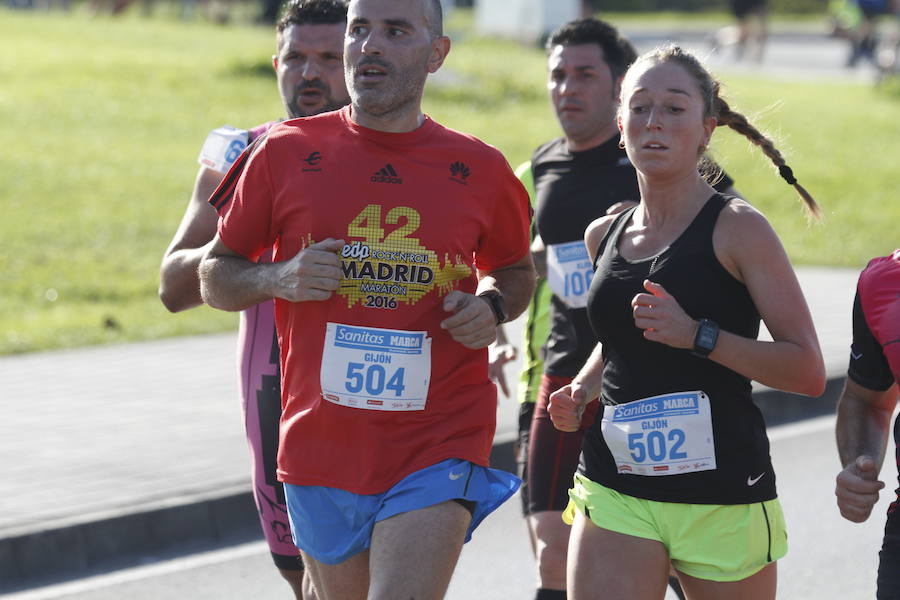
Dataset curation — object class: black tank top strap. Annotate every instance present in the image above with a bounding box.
[665,193,733,259]
[696,192,732,230]
[591,206,638,269]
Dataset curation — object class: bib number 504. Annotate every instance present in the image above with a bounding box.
[627,429,687,463]
[345,362,406,397]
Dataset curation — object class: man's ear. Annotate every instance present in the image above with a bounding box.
[613,75,624,100]
[428,36,451,74]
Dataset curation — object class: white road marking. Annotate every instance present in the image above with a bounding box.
[768,414,836,442]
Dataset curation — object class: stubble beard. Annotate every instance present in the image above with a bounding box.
[285,80,349,119]
[287,94,345,119]
[348,57,429,120]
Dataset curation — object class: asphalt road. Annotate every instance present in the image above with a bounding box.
[7,414,896,600]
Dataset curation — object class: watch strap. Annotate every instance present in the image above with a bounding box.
[478,290,507,325]
[692,318,720,358]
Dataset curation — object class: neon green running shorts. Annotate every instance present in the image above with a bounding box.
[563,473,787,582]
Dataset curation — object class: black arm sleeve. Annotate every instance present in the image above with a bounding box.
[848,291,895,391]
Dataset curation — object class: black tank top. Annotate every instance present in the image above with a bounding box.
[532,136,734,378]
[583,194,776,504]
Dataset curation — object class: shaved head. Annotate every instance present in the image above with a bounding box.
[424,0,442,39]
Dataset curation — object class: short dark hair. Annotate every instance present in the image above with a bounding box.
[277,0,348,32]
[546,18,637,80]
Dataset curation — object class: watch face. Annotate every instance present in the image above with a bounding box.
[698,328,716,348]
[694,319,719,355]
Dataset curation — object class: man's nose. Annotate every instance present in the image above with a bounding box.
[361,30,383,56]
[301,60,321,80]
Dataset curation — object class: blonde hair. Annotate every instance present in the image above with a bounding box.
[623,45,820,218]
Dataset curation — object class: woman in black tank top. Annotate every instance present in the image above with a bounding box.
[546,46,825,600]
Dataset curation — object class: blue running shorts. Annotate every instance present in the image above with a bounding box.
[284,458,520,564]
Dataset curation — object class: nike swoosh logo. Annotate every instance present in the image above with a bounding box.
[747,472,765,486]
[851,351,863,360]
[449,471,465,481]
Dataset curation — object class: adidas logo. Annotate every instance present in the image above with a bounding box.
[371,164,403,184]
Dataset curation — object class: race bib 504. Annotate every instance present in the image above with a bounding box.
[320,323,432,411]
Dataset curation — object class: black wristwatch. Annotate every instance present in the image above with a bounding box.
[478,290,507,325]
[692,318,720,358]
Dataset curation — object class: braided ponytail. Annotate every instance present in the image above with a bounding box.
[713,95,820,218]
[625,45,820,219]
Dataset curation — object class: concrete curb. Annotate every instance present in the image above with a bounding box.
[0,488,260,594]
[0,375,845,594]
[754,375,844,428]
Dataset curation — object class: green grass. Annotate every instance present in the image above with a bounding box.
[2,8,898,354]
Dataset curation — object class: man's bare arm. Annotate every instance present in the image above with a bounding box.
[199,235,345,311]
[158,167,225,312]
[440,253,536,349]
[837,378,897,471]
[479,252,538,322]
[835,378,898,522]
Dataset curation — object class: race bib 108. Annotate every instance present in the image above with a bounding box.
[320,323,432,411]
[546,241,593,309]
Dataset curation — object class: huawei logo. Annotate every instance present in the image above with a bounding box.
[449,161,470,185]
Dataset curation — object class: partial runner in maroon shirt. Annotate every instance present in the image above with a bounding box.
[835,249,900,599]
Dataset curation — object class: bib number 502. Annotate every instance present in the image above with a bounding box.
[627,429,687,463]
[345,362,406,397]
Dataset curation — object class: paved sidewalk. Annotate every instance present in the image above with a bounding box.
[0,267,861,592]
[619,21,887,84]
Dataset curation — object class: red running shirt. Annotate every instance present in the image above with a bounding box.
[853,250,900,386]
[850,250,900,513]
[215,106,531,494]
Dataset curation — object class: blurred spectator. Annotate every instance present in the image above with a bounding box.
[711,0,768,62]
[8,0,70,9]
[89,0,152,16]
[832,0,898,67]
[89,0,230,21]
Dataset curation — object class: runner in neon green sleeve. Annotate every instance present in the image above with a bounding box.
[514,160,552,407]
[488,160,552,547]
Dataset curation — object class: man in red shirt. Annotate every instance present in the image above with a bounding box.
[200,0,535,597]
